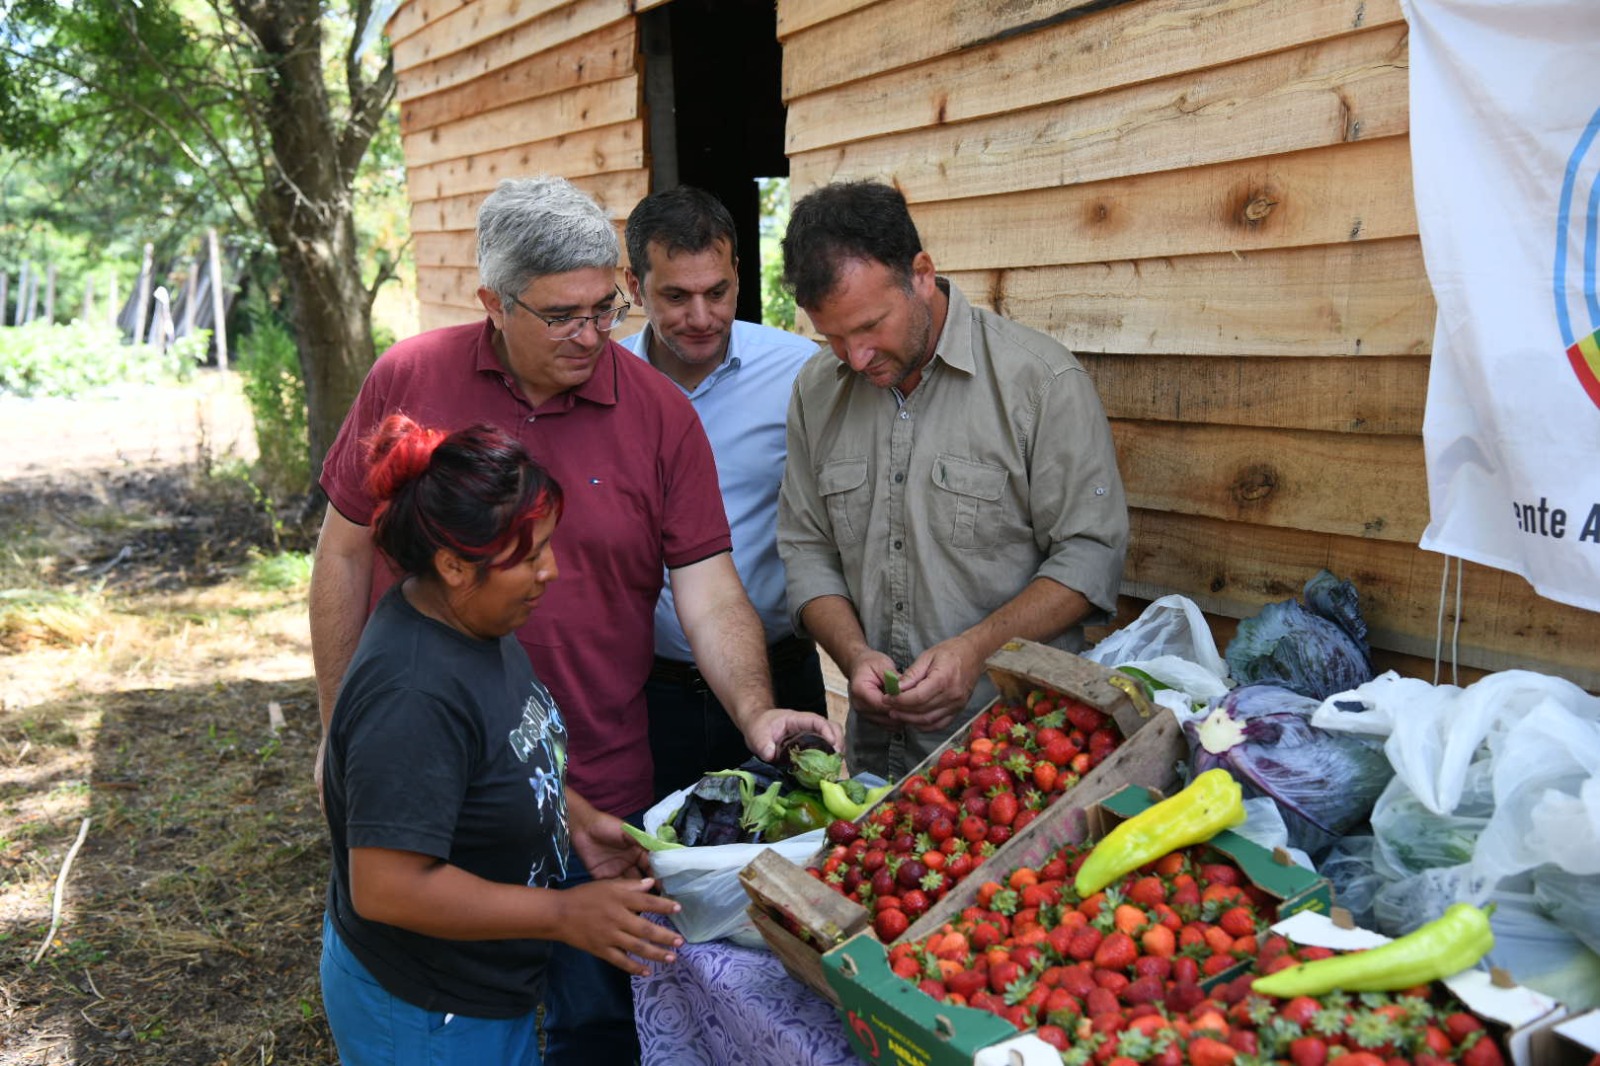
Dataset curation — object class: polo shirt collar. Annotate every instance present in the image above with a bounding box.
[471,315,620,409]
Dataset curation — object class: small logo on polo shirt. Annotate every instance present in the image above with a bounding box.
[588,477,603,486]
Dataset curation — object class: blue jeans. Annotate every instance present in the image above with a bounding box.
[646,640,828,800]
[542,847,640,1065]
[321,914,541,1066]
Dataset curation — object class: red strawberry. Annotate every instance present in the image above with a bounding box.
[946,968,987,1000]
[1066,926,1103,961]
[988,792,1019,826]
[1289,1037,1328,1066]
[873,908,908,940]
[1280,995,1322,1028]
[899,888,929,918]
[1444,1013,1486,1043]
[1093,932,1138,970]
[989,959,1022,994]
[1218,906,1255,938]
[1085,986,1120,1018]
[1187,1036,1237,1066]
[1065,703,1106,733]
[987,823,1013,847]
[1459,1035,1505,1066]
[960,814,988,843]
[1164,982,1206,1014]
[1121,975,1163,1005]
[825,820,860,845]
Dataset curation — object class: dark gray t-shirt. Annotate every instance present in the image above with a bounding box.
[324,585,569,1018]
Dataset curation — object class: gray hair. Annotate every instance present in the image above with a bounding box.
[476,177,618,302]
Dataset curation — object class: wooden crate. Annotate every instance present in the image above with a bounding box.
[740,640,1185,1000]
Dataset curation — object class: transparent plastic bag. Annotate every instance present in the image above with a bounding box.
[1083,594,1230,702]
[1318,834,1383,932]
[1532,864,1600,957]
[1471,701,1600,886]
[643,786,823,945]
[1482,890,1600,1012]
[1370,762,1494,881]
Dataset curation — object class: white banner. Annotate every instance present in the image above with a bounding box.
[1408,0,1600,612]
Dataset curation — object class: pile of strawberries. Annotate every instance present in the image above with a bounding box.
[882,841,1508,1066]
[809,688,1125,941]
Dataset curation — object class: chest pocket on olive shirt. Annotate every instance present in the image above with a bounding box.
[931,455,1009,548]
[818,457,870,547]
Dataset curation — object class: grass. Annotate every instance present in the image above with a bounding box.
[0,457,330,1065]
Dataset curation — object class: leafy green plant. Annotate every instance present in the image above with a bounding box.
[757,177,796,332]
[245,550,312,591]
[235,309,309,498]
[0,321,200,397]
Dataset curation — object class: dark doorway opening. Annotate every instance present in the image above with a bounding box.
[639,0,788,325]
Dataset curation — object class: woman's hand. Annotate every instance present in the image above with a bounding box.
[567,791,650,881]
[557,878,684,975]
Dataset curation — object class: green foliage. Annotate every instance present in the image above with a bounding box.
[235,310,309,498]
[0,321,202,397]
[757,177,796,331]
[244,550,313,592]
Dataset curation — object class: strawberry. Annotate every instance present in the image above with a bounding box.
[1085,986,1120,1018]
[1121,974,1164,1005]
[1033,761,1059,792]
[959,814,988,843]
[1459,1034,1505,1066]
[946,967,987,1000]
[1165,982,1206,1014]
[1218,906,1255,939]
[987,823,1013,847]
[1187,1036,1237,1066]
[1066,926,1104,961]
[1289,1037,1328,1066]
[1337,1055,1386,1066]
[1127,875,1167,907]
[899,888,929,918]
[1171,956,1200,985]
[1141,924,1176,959]
[873,907,908,941]
[1036,1025,1070,1050]
[988,791,1019,826]
[1065,703,1106,733]
[989,959,1023,995]
[1444,1013,1486,1043]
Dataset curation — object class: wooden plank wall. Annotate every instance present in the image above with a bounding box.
[778,0,1600,689]
[389,0,648,333]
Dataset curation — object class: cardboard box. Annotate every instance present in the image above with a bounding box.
[822,784,1332,1066]
[741,641,1183,1000]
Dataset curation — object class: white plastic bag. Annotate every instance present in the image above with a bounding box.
[642,787,823,946]
[1082,594,1230,701]
[1471,701,1600,886]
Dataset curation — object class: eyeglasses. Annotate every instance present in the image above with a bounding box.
[509,286,630,340]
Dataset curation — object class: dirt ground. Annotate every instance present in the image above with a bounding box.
[0,373,334,1065]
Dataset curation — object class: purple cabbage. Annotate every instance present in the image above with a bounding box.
[1226,570,1374,700]
[1184,683,1393,858]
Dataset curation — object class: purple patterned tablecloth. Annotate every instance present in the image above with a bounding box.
[632,931,860,1066]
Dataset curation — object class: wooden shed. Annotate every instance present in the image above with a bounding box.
[388,0,1599,690]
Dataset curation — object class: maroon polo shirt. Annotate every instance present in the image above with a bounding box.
[321,318,731,817]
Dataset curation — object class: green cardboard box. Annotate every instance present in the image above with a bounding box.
[822,783,1333,1066]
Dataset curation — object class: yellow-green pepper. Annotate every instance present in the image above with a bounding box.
[1251,903,1495,997]
[819,778,892,821]
[1074,768,1246,897]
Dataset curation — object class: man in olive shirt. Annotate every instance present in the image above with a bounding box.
[776,181,1129,778]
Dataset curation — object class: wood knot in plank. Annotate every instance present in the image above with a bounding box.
[1241,194,1278,224]
[1231,464,1279,504]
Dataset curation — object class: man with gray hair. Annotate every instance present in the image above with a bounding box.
[311,176,839,1063]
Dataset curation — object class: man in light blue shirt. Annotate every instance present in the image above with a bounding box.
[621,185,829,799]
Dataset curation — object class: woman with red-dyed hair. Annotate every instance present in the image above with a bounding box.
[318,414,682,1066]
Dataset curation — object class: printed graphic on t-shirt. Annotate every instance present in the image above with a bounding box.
[508,676,569,886]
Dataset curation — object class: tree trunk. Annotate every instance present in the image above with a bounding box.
[236,0,384,494]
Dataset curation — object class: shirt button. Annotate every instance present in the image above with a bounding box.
[898,410,909,420]
[893,472,904,484]
[895,601,905,611]
[893,539,903,550]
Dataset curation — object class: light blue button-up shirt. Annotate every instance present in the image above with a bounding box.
[621,318,821,661]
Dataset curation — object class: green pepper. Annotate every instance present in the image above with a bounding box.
[883,668,901,696]
[771,790,830,840]
[623,822,685,851]
[1074,768,1246,897]
[820,778,893,821]
[1251,903,1496,997]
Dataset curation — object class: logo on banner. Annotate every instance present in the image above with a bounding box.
[1555,104,1600,410]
